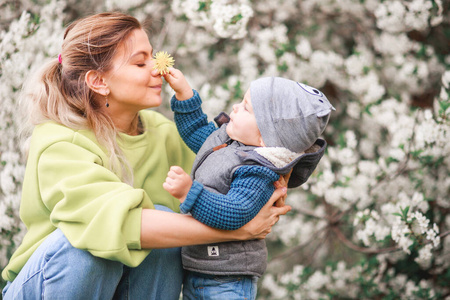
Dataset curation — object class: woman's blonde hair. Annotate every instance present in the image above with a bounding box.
[21,12,143,184]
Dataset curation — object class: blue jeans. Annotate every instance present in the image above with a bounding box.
[2,205,183,300]
[182,271,258,300]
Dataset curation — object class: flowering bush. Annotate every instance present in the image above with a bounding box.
[1,0,449,298]
[0,0,65,280]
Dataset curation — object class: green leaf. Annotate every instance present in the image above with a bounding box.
[230,14,243,24]
[277,62,288,72]
[402,206,410,219]
[438,100,450,113]
[198,1,211,11]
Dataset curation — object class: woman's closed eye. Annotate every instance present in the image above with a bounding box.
[136,58,153,67]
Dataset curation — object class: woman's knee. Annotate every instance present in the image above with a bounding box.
[3,229,124,299]
[44,230,123,281]
[42,230,123,298]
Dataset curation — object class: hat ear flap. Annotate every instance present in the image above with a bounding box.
[288,139,326,188]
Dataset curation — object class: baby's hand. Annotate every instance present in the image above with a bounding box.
[156,67,193,101]
[163,166,192,203]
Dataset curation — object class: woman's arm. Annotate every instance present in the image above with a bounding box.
[181,166,279,230]
[164,165,281,230]
[140,186,290,249]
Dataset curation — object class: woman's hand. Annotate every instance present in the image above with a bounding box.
[273,169,292,207]
[154,67,193,100]
[237,186,291,240]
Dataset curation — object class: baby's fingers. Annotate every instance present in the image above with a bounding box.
[162,67,179,80]
[163,181,172,193]
[170,166,185,175]
[166,166,182,180]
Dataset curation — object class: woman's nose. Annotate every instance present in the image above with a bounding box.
[151,68,161,77]
[147,59,159,76]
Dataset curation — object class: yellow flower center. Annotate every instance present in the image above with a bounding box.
[153,51,175,75]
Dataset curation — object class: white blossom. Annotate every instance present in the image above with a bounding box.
[415,244,433,267]
[2,0,449,297]
[296,38,312,59]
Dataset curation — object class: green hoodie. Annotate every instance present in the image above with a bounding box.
[2,110,194,282]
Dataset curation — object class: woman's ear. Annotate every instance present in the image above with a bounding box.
[85,70,108,96]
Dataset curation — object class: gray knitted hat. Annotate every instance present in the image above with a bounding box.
[250,77,335,153]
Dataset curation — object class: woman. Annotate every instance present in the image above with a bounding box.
[1,12,290,299]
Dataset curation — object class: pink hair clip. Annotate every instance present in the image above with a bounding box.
[58,54,62,64]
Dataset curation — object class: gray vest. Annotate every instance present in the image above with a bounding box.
[182,125,270,277]
[182,122,327,276]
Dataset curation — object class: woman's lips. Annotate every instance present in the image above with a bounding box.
[150,84,162,90]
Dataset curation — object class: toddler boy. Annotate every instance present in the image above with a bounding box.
[163,70,335,299]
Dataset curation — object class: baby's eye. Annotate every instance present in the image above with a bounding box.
[137,63,146,67]
[297,82,324,97]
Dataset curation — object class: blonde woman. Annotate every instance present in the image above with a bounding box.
[1,12,290,299]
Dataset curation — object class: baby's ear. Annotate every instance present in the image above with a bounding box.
[259,136,266,147]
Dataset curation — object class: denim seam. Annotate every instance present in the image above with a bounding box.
[9,268,44,299]
[41,241,55,300]
[125,271,130,300]
[42,265,47,299]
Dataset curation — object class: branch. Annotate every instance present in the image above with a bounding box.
[332,228,450,255]
[439,230,450,239]
[369,111,419,193]
[154,12,174,53]
[294,207,325,220]
[305,229,330,267]
[331,226,400,254]
[269,227,328,263]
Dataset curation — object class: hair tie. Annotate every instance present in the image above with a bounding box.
[58,54,62,64]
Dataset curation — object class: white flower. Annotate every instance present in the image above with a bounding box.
[348,71,385,105]
[262,275,288,299]
[415,244,433,267]
[296,38,312,59]
[442,70,450,89]
[345,131,357,149]
[345,54,366,76]
[404,280,419,297]
[404,0,432,31]
[306,271,329,290]
[433,223,439,234]
[373,33,413,55]
[413,212,429,234]
[280,265,304,285]
[389,148,405,161]
[375,1,406,33]
[392,219,413,254]
[104,0,146,10]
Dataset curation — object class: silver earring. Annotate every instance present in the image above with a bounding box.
[105,95,109,108]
